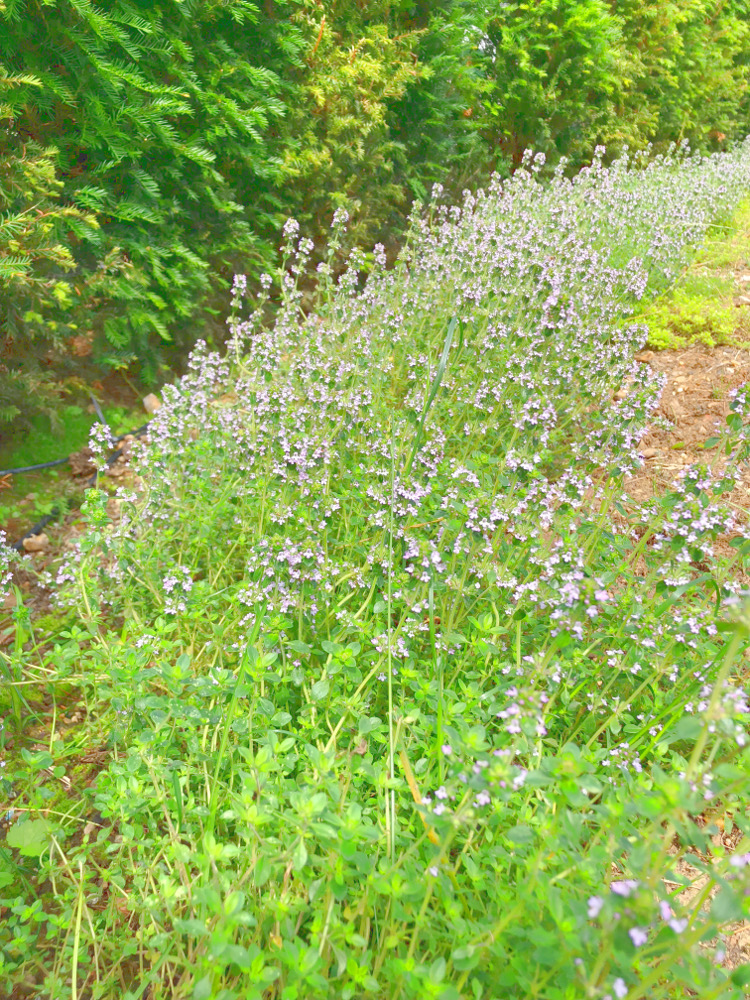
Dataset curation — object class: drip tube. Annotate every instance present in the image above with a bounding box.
[7,422,151,551]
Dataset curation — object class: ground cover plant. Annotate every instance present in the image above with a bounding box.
[633,198,750,351]
[2,142,750,998]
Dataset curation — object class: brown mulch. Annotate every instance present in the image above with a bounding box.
[630,343,750,502]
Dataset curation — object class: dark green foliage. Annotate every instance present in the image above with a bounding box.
[389,2,493,200]
[604,0,750,153]
[472,0,624,168]
[0,64,127,425]
[272,1,425,249]
[466,0,750,170]
[1,0,297,385]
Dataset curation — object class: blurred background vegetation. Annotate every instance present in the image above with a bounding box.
[1,0,749,436]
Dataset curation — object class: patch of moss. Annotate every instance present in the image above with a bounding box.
[642,294,738,349]
[632,196,750,350]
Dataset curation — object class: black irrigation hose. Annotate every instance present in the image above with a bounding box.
[0,457,71,475]
[0,422,152,479]
[7,422,152,552]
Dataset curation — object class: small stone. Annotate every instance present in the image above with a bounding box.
[143,393,161,414]
[642,448,658,459]
[635,351,654,363]
[69,447,96,478]
[614,389,627,401]
[737,295,750,306]
[22,532,49,553]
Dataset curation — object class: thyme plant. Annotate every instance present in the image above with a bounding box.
[2,142,750,999]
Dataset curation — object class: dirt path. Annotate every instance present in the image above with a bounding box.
[633,344,750,489]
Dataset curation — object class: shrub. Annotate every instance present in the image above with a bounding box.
[605,0,750,154]
[641,295,738,350]
[0,0,299,384]
[471,0,624,169]
[0,65,128,425]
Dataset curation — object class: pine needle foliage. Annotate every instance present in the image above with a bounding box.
[0,65,124,426]
[0,0,296,385]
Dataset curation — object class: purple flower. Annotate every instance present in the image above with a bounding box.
[658,900,673,921]
[587,896,604,918]
[613,977,628,999]
[611,879,639,898]
[628,926,648,947]
[88,421,115,471]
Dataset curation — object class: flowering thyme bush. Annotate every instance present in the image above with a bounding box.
[5,143,750,998]
[0,530,15,604]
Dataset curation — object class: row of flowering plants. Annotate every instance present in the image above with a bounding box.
[2,142,750,998]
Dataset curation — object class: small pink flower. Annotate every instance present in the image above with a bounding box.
[628,926,648,947]
[611,879,639,898]
[613,977,628,998]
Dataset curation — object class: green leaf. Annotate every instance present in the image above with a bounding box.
[429,957,446,983]
[731,965,750,988]
[311,679,329,701]
[711,886,744,923]
[358,716,382,735]
[20,749,54,771]
[665,717,704,744]
[505,824,534,845]
[289,640,312,655]
[174,918,209,937]
[6,819,50,857]
[451,944,479,972]
[193,974,214,1000]
[293,839,308,870]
